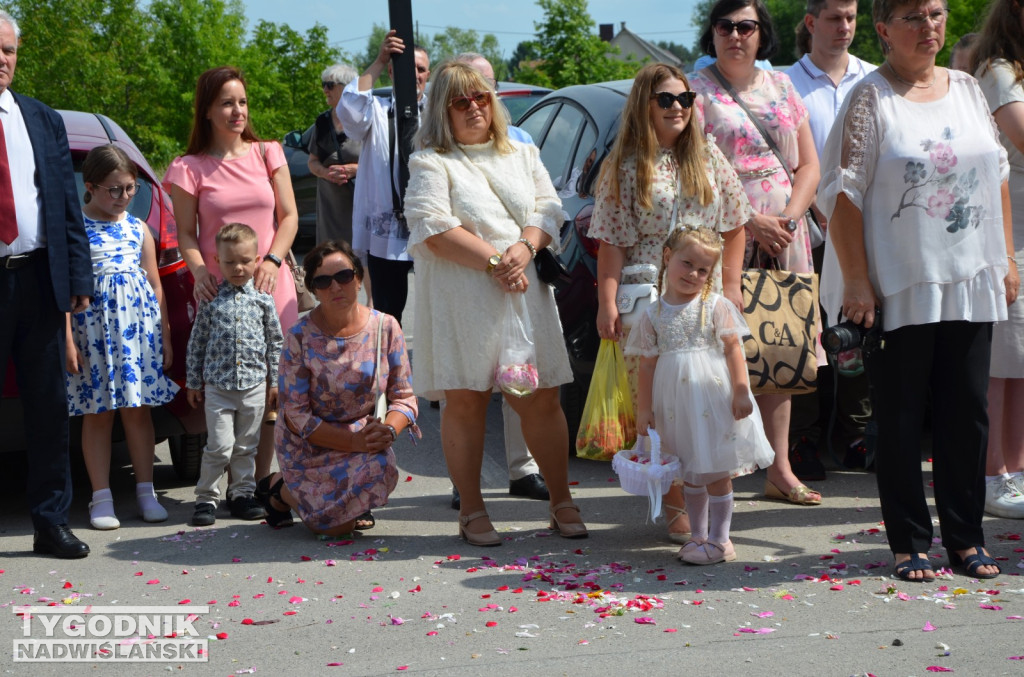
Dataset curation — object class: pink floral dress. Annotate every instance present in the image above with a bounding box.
[274,310,418,530]
[690,68,813,273]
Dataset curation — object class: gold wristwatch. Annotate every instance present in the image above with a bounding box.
[486,254,501,273]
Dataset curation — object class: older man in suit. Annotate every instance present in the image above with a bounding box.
[0,10,93,558]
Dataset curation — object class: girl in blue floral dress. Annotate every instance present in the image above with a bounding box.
[66,145,178,530]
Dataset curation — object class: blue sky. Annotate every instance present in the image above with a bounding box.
[241,0,702,62]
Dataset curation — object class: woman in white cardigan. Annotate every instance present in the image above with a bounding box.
[403,62,587,547]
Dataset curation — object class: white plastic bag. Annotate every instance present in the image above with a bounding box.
[494,294,539,397]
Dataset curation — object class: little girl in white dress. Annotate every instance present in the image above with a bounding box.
[626,227,774,565]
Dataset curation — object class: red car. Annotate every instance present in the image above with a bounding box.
[0,110,206,480]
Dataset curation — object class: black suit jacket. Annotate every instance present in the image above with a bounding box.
[11,91,92,310]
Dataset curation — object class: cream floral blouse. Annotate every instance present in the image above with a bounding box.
[588,141,751,291]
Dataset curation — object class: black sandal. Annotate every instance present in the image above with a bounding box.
[256,475,295,528]
[948,548,1001,580]
[354,511,375,531]
[893,555,935,582]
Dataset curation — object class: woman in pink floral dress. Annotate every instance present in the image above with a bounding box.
[589,61,752,543]
[258,240,419,535]
[690,0,821,507]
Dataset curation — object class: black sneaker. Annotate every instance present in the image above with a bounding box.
[229,494,268,520]
[789,436,826,481]
[192,502,217,526]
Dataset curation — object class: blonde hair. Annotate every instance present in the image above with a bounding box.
[215,222,258,248]
[658,226,724,328]
[597,63,713,213]
[415,61,513,154]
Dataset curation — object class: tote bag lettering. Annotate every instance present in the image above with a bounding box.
[741,268,818,395]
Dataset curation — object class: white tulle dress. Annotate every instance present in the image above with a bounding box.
[624,293,775,485]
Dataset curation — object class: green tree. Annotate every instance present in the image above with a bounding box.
[507,39,542,81]
[656,40,701,68]
[519,0,641,89]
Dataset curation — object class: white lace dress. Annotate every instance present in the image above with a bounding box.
[817,69,1010,332]
[624,294,775,485]
[404,140,572,399]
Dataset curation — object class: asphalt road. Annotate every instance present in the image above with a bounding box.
[2,271,1023,675]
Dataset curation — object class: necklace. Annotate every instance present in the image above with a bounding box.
[885,61,935,89]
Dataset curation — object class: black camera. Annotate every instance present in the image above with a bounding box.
[822,309,885,356]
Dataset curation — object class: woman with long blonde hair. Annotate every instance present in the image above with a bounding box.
[589,61,751,544]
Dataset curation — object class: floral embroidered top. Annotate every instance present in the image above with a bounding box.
[588,143,751,290]
[817,69,1010,331]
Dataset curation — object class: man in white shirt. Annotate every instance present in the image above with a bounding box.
[785,0,875,481]
[337,29,429,326]
[0,11,93,558]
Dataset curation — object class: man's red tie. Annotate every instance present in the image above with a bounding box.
[0,119,19,245]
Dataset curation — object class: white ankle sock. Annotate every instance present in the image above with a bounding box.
[683,486,709,542]
[708,493,734,545]
[89,488,119,529]
[136,482,168,522]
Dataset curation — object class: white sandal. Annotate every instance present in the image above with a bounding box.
[665,504,690,544]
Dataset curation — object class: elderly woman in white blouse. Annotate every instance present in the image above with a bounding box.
[819,0,1017,583]
[403,61,587,547]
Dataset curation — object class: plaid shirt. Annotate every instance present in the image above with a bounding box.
[185,279,283,391]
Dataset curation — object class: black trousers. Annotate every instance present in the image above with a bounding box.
[367,255,414,326]
[866,320,991,555]
[0,252,74,530]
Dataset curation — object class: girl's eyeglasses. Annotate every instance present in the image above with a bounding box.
[713,18,760,37]
[651,91,696,110]
[449,91,491,112]
[311,268,356,290]
[93,183,139,199]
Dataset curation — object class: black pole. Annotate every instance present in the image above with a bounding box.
[388,0,417,215]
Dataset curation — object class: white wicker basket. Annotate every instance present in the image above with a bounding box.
[611,429,680,521]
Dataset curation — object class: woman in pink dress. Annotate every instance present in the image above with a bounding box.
[690,0,822,506]
[164,66,299,479]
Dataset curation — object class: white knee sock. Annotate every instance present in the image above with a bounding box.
[683,486,709,542]
[136,482,168,522]
[708,492,734,545]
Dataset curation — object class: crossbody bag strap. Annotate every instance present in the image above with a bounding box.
[457,146,526,230]
[374,312,387,418]
[707,64,795,185]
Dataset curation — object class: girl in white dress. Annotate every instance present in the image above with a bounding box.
[66,145,177,530]
[627,227,774,565]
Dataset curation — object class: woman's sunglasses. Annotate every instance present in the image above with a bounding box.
[449,91,492,112]
[311,268,356,290]
[651,91,696,110]
[713,18,760,37]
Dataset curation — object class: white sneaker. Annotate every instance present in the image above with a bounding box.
[984,476,1024,519]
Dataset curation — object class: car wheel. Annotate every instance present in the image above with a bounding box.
[167,433,206,482]
[560,369,591,457]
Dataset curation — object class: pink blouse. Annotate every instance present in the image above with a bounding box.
[163,142,298,330]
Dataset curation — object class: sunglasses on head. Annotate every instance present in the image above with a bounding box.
[322,81,339,90]
[713,18,760,37]
[449,91,491,112]
[651,91,696,110]
[311,268,356,290]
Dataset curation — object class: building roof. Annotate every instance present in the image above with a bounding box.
[606,23,683,68]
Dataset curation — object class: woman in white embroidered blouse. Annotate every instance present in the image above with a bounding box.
[819,0,1018,582]
[970,0,1024,521]
[404,62,586,546]
[589,61,752,544]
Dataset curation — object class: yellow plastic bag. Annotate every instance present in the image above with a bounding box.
[575,339,637,461]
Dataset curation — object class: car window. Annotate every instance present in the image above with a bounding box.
[516,102,557,147]
[568,122,598,198]
[73,163,156,235]
[537,105,585,191]
[502,93,548,123]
